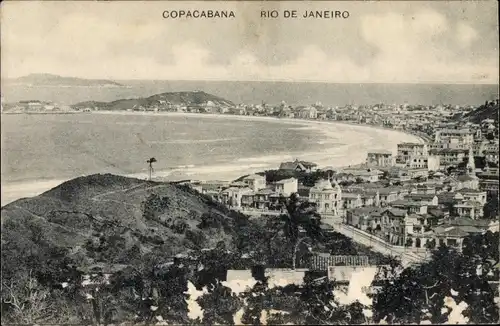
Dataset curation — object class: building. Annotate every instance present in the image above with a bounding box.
[380,208,410,246]
[219,187,254,208]
[404,194,439,206]
[428,148,469,168]
[477,168,499,195]
[391,200,428,215]
[434,127,474,147]
[366,151,395,167]
[376,187,404,206]
[341,168,382,183]
[241,174,267,192]
[309,179,342,216]
[296,106,318,119]
[341,192,363,210]
[345,206,385,231]
[456,188,487,205]
[279,159,318,173]
[396,143,428,167]
[453,201,484,219]
[421,217,492,251]
[271,177,298,196]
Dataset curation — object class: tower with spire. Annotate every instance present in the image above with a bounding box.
[466,147,475,175]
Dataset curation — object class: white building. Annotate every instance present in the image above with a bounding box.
[396,143,429,167]
[272,177,298,196]
[241,174,267,192]
[309,179,342,216]
[366,151,395,167]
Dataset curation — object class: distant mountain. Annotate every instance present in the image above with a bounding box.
[9,73,124,87]
[458,99,499,124]
[71,90,235,110]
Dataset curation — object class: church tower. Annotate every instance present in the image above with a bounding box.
[466,147,475,175]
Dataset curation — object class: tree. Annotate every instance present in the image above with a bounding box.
[146,157,157,181]
[197,281,241,325]
[280,193,323,270]
[483,194,499,219]
[1,270,53,324]
[372,243,499,324]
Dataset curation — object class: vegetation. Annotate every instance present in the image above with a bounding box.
[372,232,499,324]
[1,174,498,324]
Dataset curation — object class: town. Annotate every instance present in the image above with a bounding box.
[151,98,500,262]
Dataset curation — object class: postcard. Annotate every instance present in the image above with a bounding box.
[1,1,499,325]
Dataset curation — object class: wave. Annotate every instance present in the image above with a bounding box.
[147,138,238,145]
[236,154,294,163]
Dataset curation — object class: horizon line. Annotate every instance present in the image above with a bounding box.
[3,74,499,86]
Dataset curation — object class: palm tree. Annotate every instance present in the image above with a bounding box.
[280,193,323,269]
[146,157,157,181]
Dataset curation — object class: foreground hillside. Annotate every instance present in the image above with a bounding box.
[71,91,235,110]
[1,174,249,267]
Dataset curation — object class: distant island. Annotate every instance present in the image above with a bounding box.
[5,73,124,87]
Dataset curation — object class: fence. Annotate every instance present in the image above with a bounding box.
[308,255,370,271]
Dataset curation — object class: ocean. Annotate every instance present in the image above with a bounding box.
[2,81,497,205]
[1,112,420,206]
[1,81,498,106]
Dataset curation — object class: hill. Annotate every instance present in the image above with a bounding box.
[459,99,499,124]
[1,174,250,268]
[71,90,235,110]
[9,73,124,87]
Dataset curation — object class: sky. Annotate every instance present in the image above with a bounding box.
[1,0,498,83]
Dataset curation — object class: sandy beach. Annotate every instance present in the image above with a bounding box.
[1,111,422,206]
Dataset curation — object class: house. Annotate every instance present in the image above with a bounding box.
[376,187,402,205]
[456,188,487,205]
[453,201,484,219]
[309,179,342,216]
[424,217,490,251]
[219,187,254,208]
[279,159,318,173]
[428,148,469,168]
[342,192,363,210]
[253,188,277,210]
[478,168,499,195]
[404,193,438,206]
[390,200,428,215]
[396,143,429,166]
[271,177,298,196]
[296,106,318,119]
[241,174,267,192]
[366,151,395,167]
[345,206,385,231]
[413,184,437,194]
[341,168,381,183]
[379,208,409,245]
[434,127,474,146]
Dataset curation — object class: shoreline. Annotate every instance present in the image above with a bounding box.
[92,110,427,143]
[1,111,423,207]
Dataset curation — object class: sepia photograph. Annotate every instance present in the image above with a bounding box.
[1,0,499,324]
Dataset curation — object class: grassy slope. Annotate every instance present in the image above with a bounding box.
[1,174,243,270]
